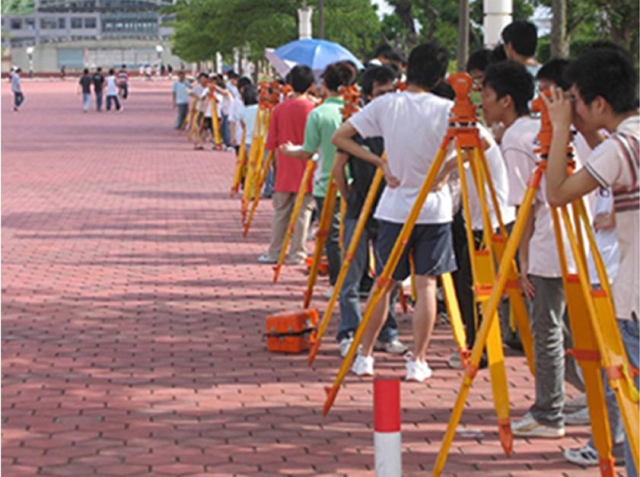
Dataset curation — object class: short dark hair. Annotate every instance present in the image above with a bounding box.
[566,48,638,114]
[288,65,314,94]
[361,65,397,97]
[381,49,406,65]
[227,70,238,79]
[489,43,507,64]
[501,20,538,57]
[242,85,258,106]
[536,58,571,90]
[198,72,208,80]
[83,68,89,74]
[466,48,491,73]
[121,64,126,69]
[483,60,534,116]
[237,76,252,91]
[96,67,102,72]
[373,44,393,59]
[406,42,449,90]
[322,61,357,92]
[108,68,115,75]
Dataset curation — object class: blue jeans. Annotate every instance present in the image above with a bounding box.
[82,93,91,111]
[314,196,341,286]
[106,95,120,111]
[13,92,24,108]
[95,92,103,111]
[600,319,639,477]
[337,218,398,343]
[220,113,231,147]
[174,103,188,129]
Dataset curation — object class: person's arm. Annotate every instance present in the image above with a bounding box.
[172,88,177,108]
[279,143,313,160]
[331,151,350,198]
[518,207,536,300]
[280,109,318,161]
[542,87,599,206]
[332,122,399,187]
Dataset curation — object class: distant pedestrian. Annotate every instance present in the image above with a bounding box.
[60,65,66,80]
[172,70,190,129]
[145,65,152,81]
[167,64,173,79]
[92,67,105,111]
[77,68,92,112]
[10,67,24,112]
[117,64,129,99]
[105,69,121,112]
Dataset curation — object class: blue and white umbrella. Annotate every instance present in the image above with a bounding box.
[273,38,364,75]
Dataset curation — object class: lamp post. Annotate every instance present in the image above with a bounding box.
[26,46,34,77]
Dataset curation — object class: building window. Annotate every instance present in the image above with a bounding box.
[71,18,83,29]
[84,18,96,28]
[11,19,22,30]
[41,18,58,29]
[26,19,35,30]
[58,18,66,29]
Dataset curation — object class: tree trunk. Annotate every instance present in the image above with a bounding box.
[457,0,469,72]
[318,0,324,39]
[551,0,569,58]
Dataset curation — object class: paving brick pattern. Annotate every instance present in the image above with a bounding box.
[3,81,609,476]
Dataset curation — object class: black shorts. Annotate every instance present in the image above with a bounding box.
[203,117,213,132]
[375,220,456,281]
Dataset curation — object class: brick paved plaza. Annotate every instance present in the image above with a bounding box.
[2,80,610,476]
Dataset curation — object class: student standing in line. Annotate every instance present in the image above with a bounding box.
[10,67,24,112]
[172,70,191,130]
[93,67,105,112]
[77,68,93,112]
[105,69,122,112]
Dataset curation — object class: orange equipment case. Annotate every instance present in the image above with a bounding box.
[265,309,319,353]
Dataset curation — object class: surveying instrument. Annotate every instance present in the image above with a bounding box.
[427,87,639,476]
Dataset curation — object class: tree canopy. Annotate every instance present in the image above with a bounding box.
[164,0,638,67]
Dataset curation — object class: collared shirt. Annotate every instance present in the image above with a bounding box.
[172,80,190,105]
[302,96,344,197]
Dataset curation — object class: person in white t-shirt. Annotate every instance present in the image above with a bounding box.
[332,42,457,383]
[229,77,252,153]
[482,60,584,439]
[544,48,639,477]
[105,69,121,112]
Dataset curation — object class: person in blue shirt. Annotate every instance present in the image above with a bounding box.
[172,70,191,130]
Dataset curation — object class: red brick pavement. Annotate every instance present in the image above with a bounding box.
[2,81,610,476]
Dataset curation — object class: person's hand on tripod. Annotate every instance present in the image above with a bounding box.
[520,273,536,301]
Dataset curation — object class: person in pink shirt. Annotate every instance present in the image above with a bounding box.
[258,66,317,265]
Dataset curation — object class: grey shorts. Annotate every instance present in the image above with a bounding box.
[375,220,457,281]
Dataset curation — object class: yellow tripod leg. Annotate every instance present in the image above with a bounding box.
[323,145,449,416]
[211,104,221,149]
[308,168,384,365]
[241,121,262,222]
[187,101,199,140]
[562,203,638,471]
[304,180,338,309]
[338,197,346,249]
[440,273,468,366]
[231,130,247,197]
[432,166,544,476]
[244,150,275,236]
[273,160,314,283]
[457,143,512,455]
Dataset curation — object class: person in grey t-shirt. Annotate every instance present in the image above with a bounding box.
[11,67,24,112]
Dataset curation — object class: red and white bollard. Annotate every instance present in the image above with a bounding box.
[374,378,402,477]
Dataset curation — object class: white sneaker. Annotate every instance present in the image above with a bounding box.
[564,443,599,466]
[351,354,374,377]
[511,413,565,438]
[339,338,353,358]
[257,254,277,264]
[405,359,432,382]
[565,406,590,426]
[324,286,334,298]
[447,350,462,369]
[374,339,408,355]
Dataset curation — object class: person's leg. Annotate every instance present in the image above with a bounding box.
[619,318,639,477]
[96,93,102,111]
[123,84,128,99]
[412,274,439,361]
[106,95,112,111]
[528,276,566,429]
[337,219,369,342]
[289,193,314,262]
[563,311,585,394]
[450,210,476,346]
[84,93,91,111]
[114,96,121,111]
[326,200,342,286]
[221,114,231,147]
[266,192,294,260]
